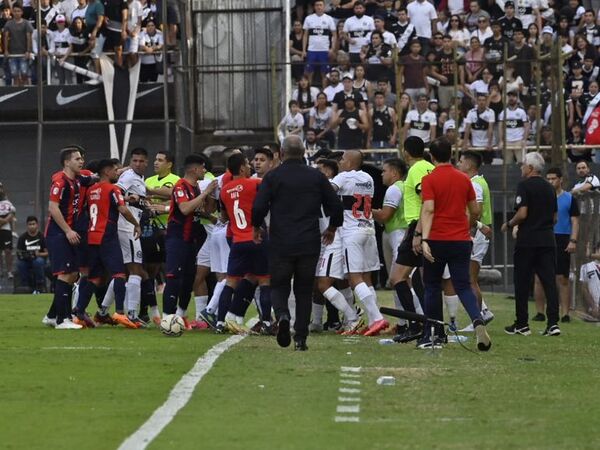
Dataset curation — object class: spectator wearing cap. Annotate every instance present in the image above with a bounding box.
[399,39,429,106]
[498,90,530,163]
[403,93,437,145]
[498,2,523,41]
[334,94,368,149]
[360,30,393,82]
[443,119,458,145]
[323,69,343,102]
[332,72,366,113]
[50,14,71,84]
[406,0,437,55]
[16,216,48,293]
[465,0,490,33]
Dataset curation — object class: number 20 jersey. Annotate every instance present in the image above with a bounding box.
[220,177,262,243]
[331,170,375,235]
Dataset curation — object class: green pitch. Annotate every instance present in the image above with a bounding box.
[1,292,599,450]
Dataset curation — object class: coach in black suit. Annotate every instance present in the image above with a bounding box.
[252,135,343,351]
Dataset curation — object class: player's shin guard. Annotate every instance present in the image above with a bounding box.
[444,294,459,320]
[113,277,127,313]
[54,279,73,324]
[162,277,181,315]
[258,286,272,322]
[217,285,235,323]
[141,278,157,305]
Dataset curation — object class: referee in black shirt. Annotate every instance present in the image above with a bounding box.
[501,152,561,337]
[252,136,344,351]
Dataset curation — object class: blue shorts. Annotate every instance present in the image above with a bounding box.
[9,57,29,77]
[87,235,126,279]
[165,235,197,279]
[75,232,89,270]
[227,241,269,278]
[46,233,78,275]
[305,51,330,74]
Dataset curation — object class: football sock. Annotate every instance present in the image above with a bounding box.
[94,283,108,309]
[311,302,324,325]
[75,279,96,312]
[162,277,181,315]
[354,282,383,324]
[54,279,72,324]
[444,294,459,321]
[394,280,416,313]
[126,275,142,319]
[176,306,187,317]
[323,286,358,322]
[72,280,81,310]
[150,306,160,319]
[113,277,126,313]
[101,279,115,308]
[141,278,157,311]
[340,287,354,306]
[258,286,272,322]
[217,285,235,323]
[392,291,407,326]
[411,269,424,307]
[206,279,226,314]
[195,296,209,319]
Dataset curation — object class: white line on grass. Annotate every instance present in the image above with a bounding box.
[338,397,361,402]
[340,372,361,378]
[337,405,360,413]
[335,366,362,423]
[339,388,361,394]
[43,346,113,350]
[340,366,361,372]
[118,335,245,450]
[340,379,361,385]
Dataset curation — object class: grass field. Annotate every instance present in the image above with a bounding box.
[1,291,599,450]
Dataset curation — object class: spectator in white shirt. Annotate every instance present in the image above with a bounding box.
[138,20,163,82]
[278,100,305,143]
[407,0,437,55]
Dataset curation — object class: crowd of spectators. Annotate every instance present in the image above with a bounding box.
[287,0,600,164]
[0,0,168,86]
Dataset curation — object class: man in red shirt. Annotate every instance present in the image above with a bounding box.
[216,153,270,334]
[417,137,491,351]
[72,159,141,328]
[163,154,216,319]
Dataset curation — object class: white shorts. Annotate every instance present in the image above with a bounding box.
[316,240,345,280]
[342,231,380,274]
[210,226,230,274]
[471,230,489,265]
[119,231,143,264]
[196,235,211,267]
[383,229,405,264]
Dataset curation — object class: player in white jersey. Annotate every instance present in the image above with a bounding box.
[343,2,375,63]
[0,184,16,279]
[312,159,362,333]
[580,258,600,320]
[331,151,389,336]
[498,91,529,163]
[116,148,151,326]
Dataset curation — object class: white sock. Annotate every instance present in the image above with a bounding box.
[354,282,383,324]
[324,286,358,322]
[392,291,407,326]
[481,299,489,312]
[206,279,226,314]
[150,305,160,319]
[411,287,424,315]
[288,283,296,325]
[195,295,209,319]
[176,306,186,317]
[444,294,459,320]
[126,275,142,315]
[225,311,243,324]
[101,279,115,308]
[340,287,354,306]
[312,302,324,324]
[72,282,80,309]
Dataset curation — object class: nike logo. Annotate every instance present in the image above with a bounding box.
[0,89,28,103]
[25,239,40,246]
[56,88,99,106]
[136,85,162,99]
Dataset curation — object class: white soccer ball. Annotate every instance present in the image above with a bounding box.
[160,314,185,337]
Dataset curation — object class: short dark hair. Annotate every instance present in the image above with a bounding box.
[227,153,247,175]
[110,158,120,165]
[383,158,407,177]
[157,150,175,164]
[26,216,38,223]
[60,145,85,166]
[12,3,22,10]
[131,147,148,157]
[547,167,563,177]
[97,159,117,175]
[461,150,483,168]
[254,147,274,160]
[317,159,339,177]
[374,90,385,97]
[429,137,452,163]
[404,136,425,158]
[183,153,207,170]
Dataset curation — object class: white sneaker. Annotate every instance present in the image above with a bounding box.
[309,322,323,333]
[55,318,82,329]
[42,315,57,327]
[7,272,13,280]
[459,323,475,332]
[482,309,495,324]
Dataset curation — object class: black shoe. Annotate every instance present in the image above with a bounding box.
[276,315,291,348]
[393,322,422,343]
[504,323,531,336]
[392,324,408,335]
[532,313,546,322]
[323,320,342,332]
[542,324,561,336]
[139,314,150,323]
[560,315,571,323]
[294,339,308,351]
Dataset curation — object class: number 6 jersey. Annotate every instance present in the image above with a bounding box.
[220,177,262,243]
[331,170,375,235]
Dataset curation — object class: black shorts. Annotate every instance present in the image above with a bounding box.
[395,221,423,268]
[555,234,571,277]
[141,229,166,265]
[0,229,12,250]
[103,29,123,50]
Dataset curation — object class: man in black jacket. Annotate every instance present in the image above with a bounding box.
[252,135,344,351]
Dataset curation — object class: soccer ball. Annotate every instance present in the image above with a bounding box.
[160,314,185,337]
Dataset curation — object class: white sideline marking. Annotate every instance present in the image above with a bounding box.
[339,388,361,394]
[337,405,360,413]
[118,335,245,450]
[338,397,361,402]
[340,366,362,372]
[43,346,112,350]
[340,379,361,385]
[340,372,361,378]
[335,416,360,423]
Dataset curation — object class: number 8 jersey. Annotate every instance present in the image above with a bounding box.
[220,177,262,243]
[331,170,375,235]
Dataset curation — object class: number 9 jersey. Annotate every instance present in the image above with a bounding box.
[220,177,262,243]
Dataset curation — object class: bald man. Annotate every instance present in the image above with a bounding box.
[330,151,389,337]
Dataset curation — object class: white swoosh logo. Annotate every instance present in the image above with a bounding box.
[25,239,40,246]
[136,85,162,99]
[0,89,28,103]
[56,88,99,106]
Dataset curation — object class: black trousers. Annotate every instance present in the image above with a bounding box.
[514,246,559,327]
[270,252,319,340]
